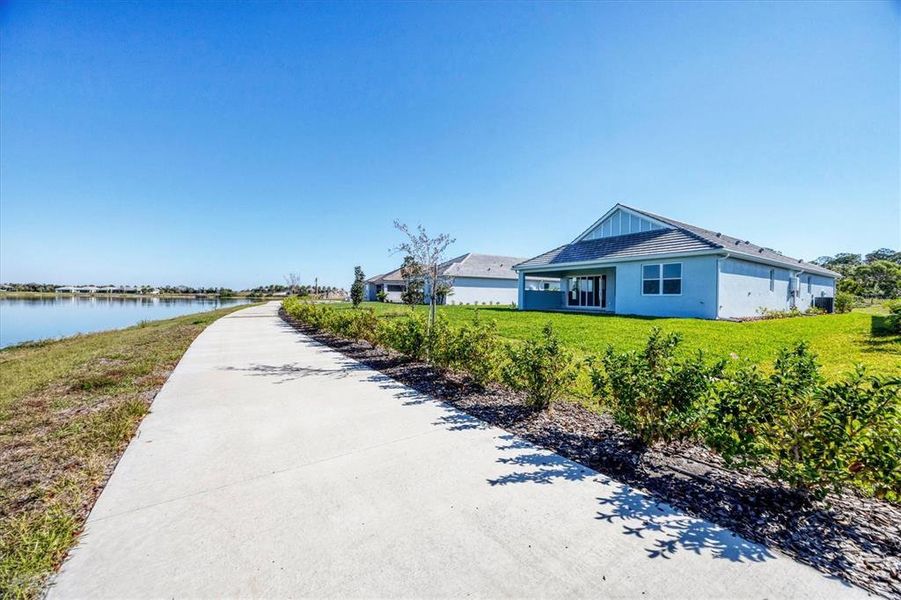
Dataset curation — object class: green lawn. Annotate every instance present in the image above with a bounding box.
[335,302,900,379]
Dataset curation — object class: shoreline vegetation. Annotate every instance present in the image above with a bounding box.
[0,304,255,599]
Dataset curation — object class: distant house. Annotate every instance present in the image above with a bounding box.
[367,253,557,305]
[513,204,839,319]
[56,286,98,294]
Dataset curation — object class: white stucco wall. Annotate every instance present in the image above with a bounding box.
[717,257,835,319]
[614,255,719,319]
[717,258,791,319]
[795,272,836,311]
[446,276,557,305]
[448,277,518,305]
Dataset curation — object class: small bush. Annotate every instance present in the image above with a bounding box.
[379,313,430,360]
[589,328,725,445]
[834,291,854,314]
[502,323,576,410]
[438,312,504,385]
[343,308,380,345]
[885,299,901,334]
[376,290,387,303]
[756,306,802,320]
[706,342,901,498]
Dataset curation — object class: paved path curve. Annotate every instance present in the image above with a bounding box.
[50,302,866,598]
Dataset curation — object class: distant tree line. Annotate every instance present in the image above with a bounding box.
[0,282,345,298]
[813,248,901,299]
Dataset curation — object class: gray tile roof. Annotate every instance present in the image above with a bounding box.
[516,229,716,269]
[441,253,525,280]
[366,267,405,284]
[369,253,529,284]
[516,204,840,277]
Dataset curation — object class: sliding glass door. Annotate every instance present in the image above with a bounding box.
[567,275,606,308]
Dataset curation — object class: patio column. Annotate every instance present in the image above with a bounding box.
[517,270,525,310]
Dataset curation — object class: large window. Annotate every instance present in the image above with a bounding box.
[642,263,681,295]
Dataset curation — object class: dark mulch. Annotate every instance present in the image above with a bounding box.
[281,309,901,598]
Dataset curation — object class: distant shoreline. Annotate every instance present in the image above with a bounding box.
[0,291,285,300]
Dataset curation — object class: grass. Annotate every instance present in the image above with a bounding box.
[336,302,900,379]
[0,304,254,599]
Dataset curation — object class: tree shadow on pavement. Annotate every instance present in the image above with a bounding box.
[487,434,776,564]
[220,360,369,384]
[593,484,774,563]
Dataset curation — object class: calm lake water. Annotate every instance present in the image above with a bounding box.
[0,296,254,349]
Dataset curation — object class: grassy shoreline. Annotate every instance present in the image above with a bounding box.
[0,304,255,599]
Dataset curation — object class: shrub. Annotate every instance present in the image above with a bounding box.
[376,290,387,303]
[379,313,430,360]
[834,291,854,314]
[438,312,504,385]
[756,306,802,320]
[343,308,380,345]
[502,323,576,410]
[589,328,725,445]
[886,299,901,334]
[706,342,901,498]
[809,368,901,500]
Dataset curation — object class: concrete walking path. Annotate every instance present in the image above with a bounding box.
[49,302,866,598]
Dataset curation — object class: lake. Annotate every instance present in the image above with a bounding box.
[0,296,255,349]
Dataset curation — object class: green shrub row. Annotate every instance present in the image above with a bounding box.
[588,330,900,500]
[283,298,900,500]
[283,297,570,406]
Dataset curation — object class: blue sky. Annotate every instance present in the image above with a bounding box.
[1,1,898,289]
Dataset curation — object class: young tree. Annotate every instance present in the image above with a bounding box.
[392,221,455,328]
[350,266,365,307]
[399,254,425,309]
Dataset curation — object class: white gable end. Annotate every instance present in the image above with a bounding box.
[581,207,668,241]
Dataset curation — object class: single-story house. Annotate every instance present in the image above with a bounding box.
[366,253,557,305]
[513,204,839,319]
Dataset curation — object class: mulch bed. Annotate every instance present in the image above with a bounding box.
[281,309,901,598]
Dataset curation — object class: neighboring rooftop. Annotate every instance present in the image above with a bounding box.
[368,253,528,284]
[516,204,840,277]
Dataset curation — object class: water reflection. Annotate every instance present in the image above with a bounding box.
[0,296,253,348]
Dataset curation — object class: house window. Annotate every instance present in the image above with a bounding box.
[642,263,681,295]
[807,276,812,293]
[769,269,775,292]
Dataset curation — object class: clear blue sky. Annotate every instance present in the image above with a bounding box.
[1,1,898,289]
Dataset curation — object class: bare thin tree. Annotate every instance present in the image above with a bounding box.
[284,272,302,296]
[392,221,455,328]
